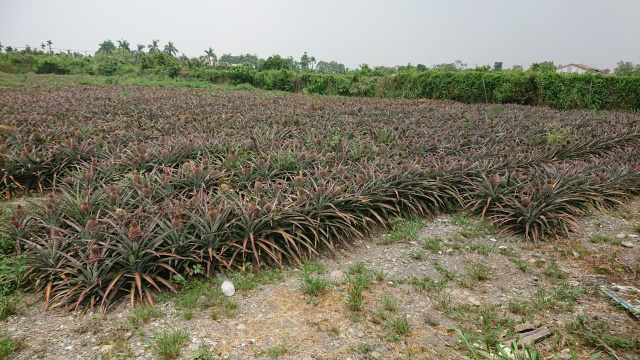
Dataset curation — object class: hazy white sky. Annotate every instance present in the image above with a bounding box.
[0,0,638,70]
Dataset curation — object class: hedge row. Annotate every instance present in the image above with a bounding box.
[187,68,640,111]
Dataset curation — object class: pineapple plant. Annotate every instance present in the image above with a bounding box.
[85,215,99,232]
[128,221,143,243]
[541,179,555,198]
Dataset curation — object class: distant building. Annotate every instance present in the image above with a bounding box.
[556,64,613,76]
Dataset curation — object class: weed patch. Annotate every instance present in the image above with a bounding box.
[568,316,636,351]
[152,328,189,360]
[379,218,423,244]
[0,332,22,359]
[508,284,585,318]
[130,307,163,327]
[299,272,332,300]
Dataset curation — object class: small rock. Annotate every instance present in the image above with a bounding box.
[330,270,346,282]
[100,345,113,353]
[357,331,364,338]
[628,234,638,238]
[496,344,512,358]
[616,233,626,239]
[335,286,346,292]
[237,324,247,330]
[620,241,634,248]
[572,251,579,258]
[468,297,481,306]
[490,238,497,242]
[7,328,16,332]
[371,351,382,358]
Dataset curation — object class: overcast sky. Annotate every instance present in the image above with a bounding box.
[1,0,638,70]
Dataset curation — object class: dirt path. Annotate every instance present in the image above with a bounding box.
[2,201,639,360]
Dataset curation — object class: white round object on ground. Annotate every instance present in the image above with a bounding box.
[221,280,235,296]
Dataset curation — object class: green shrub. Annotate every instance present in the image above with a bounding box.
[227,65,254,85]
[96,60,120,76]
[35,56,69,74]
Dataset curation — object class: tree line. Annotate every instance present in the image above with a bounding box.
[1,38,639,78]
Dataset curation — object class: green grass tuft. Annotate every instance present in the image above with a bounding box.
[0,332,22,359]
[299,272,332,299]
[380,218,423,244]
[152,328,189,360]
[130,307,163,327]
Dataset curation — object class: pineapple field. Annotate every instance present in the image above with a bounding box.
[0,84,639,359]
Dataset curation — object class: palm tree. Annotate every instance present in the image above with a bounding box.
[5,46,13,53]
[204,47,216,66]
[164,41,178,57]
[0,43,3,52]
[117,39,130,52]
[47,40,52,54]
[148,39,160,54]
[98,40,116,56]
[40,43,46,53]
[310,56,316,71]
[117,39,130,61]
[300,52,310,71]
[135,44,145,63]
